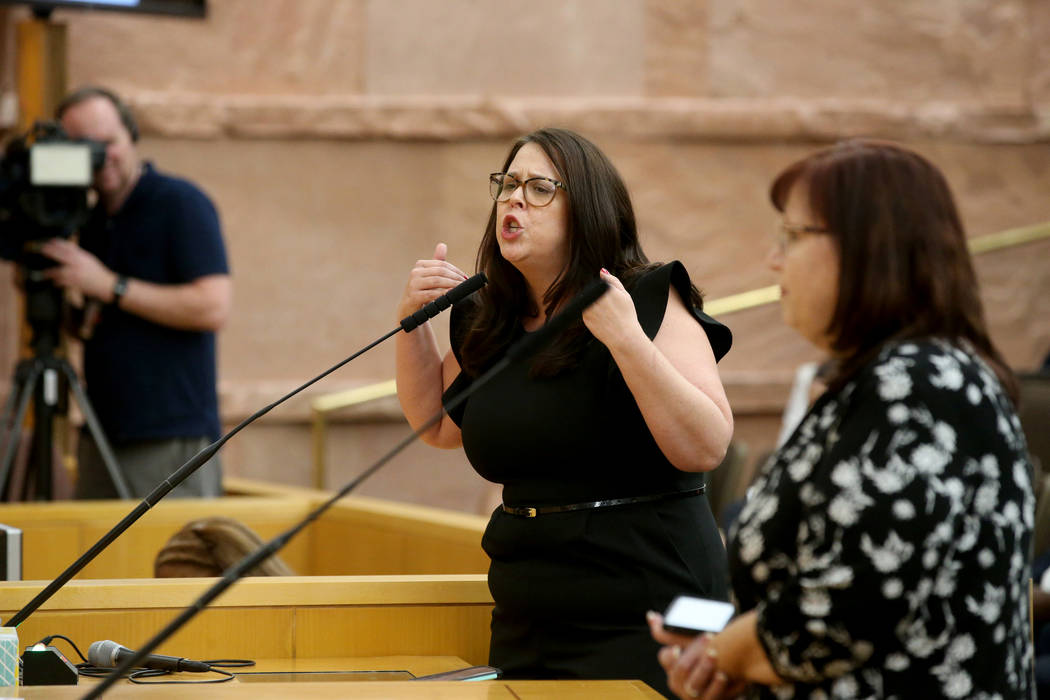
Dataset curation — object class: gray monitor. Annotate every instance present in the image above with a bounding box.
[0,524,21,581]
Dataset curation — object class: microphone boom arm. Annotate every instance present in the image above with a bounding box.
[4,275,488,630]
[81,354,510,699]
[82,278,605,699]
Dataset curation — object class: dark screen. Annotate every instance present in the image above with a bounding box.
[0,1,206,18]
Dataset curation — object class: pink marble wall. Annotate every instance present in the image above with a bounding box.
[0,0,1046,510]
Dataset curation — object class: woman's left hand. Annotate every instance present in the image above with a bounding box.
[581,269,642,351]
[648,612,742,700]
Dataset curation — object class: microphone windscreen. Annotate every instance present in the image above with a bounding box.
[88,640,119,667]
[400,272,489,332]
[447,273,487,305]
[506,279,608,362]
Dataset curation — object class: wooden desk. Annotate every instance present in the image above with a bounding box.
[4,679,664,698]
[222,656,470,674]
[1,575,494,665]
[4,656,665,700]
[51,655,470,684]
[0,481,490,579]
[0,584,665,697]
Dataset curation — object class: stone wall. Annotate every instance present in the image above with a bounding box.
[1,0,1047,512]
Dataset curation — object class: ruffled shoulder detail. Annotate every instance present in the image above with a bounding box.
[630,261,732,362]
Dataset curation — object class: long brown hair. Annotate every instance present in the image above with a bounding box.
[770,139,1017,402]
[460,128,698,377]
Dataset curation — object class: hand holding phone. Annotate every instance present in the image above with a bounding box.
[662,595,734,636]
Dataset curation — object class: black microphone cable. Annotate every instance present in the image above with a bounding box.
[79,663,244,686]
[98,659,254,686]
[3,273,487,631]
[82,278,607,700]
[22,634,250,686]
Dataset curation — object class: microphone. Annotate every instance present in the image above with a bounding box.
[88,640,211,674]
[400,273,487,332]
[83,278,606,700]
[3,271,488,630]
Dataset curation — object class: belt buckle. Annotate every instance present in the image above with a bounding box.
[523,507,537,518]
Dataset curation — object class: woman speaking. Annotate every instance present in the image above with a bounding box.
[396,128,734,697]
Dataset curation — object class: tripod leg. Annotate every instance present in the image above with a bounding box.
[59,362,133,500]
[0,363,43,500]
[0,368,24,430]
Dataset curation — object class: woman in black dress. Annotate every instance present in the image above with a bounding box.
[395,127,734,696]
[650,140,1034,699]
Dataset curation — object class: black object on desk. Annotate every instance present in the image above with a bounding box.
[21,644,78,685]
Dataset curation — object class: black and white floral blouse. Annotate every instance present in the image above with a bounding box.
[729,339,1034,699]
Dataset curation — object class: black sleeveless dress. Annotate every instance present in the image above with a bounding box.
[442,262,732,698]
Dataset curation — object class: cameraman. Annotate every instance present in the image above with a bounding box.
[40,86,231,499]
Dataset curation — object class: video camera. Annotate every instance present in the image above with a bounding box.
[0,121,105,352]
[0,120,104,263]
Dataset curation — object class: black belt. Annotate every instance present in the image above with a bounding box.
[501,485,706,518]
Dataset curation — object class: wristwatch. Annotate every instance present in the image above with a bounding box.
[111,275,129,307]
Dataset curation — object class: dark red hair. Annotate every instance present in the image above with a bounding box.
[770,139,1017,402]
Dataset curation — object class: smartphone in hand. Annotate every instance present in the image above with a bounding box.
[662,595,735,636]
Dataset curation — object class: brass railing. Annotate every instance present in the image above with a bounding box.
[310,379,396,489]
[309,220,1050,488]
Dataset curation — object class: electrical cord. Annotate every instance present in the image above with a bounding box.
[127,659,255,685]
[30,634,253,685]
[202,659,256,668]
[31,634,88,662]
[126,667,234,685]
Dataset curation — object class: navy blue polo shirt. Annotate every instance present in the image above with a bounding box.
[79,163,228,443]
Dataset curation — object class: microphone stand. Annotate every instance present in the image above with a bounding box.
[82,279,607,699]
[3,274,487,630]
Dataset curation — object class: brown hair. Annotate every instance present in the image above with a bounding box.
[769,139,1017,402]
[460,128,702,377]
[154,517,295,578]
[56,85,140,142]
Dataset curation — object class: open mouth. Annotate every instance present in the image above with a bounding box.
[502,215,523,237]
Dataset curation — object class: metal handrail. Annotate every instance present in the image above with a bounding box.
[310,379,396,488]
[705,219,1050,316]
[309,220,1050,487]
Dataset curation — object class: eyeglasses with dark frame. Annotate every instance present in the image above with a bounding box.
[774,221,830,252]
[489,172,566,207]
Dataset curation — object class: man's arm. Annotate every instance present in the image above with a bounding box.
[113,273,231,331]
[40,238,231,332]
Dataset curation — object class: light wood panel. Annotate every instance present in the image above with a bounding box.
[294,606,493,663]
[0,498,314,579]
[312,497,489,575]
[222,476,329,499]
[1,575,494,665]
[0,479,489,579]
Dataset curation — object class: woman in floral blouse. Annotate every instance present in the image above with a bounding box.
[650,140,1034,699]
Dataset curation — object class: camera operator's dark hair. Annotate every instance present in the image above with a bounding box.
[55,86,140,142]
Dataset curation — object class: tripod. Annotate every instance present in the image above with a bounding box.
[0,280,131,500]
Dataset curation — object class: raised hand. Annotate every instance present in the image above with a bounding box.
[581,268,642,351]
[396,242,469,321]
